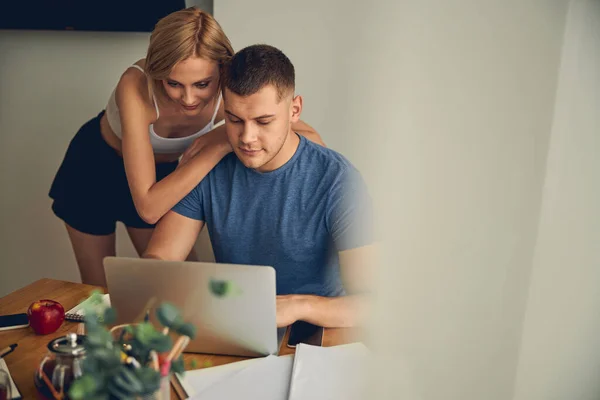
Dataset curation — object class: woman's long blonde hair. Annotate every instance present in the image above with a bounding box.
[145,7,234,102]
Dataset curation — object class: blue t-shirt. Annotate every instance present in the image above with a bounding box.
[172,134,372,296]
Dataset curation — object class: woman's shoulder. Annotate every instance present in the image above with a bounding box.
[117,59,148,90]
[115,60,151,101]
[133,58,146,69]
[114,58,156,121]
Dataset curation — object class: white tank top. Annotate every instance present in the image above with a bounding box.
[104,64,222,154]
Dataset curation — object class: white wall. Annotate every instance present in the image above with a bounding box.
[0,30,148,296]
[214,1,375,174]
[364,2,568,399]
[216,1,568,399]
[513,1,600,399]
[0,0,215,297]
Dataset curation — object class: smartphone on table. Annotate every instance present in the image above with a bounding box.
[286,321,324,348]
[0,313,29,332]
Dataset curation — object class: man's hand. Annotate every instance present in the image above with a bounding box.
[276,295,305,327]
[178,125,232,167]
[276,293,368,328]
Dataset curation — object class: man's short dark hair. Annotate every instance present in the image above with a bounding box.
[221,44,295,102]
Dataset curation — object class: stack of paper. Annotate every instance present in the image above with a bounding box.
[288,342,370,400]
[0,358,22,399]
[185,355,293,400]
[177,356,289,397]
[176,342,370,400]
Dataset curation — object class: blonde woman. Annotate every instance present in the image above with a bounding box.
[49,7,324,286]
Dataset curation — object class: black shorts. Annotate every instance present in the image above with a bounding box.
[49,110,178,235]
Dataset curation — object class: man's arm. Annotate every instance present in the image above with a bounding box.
[143,210,205,261]
[276,244,376,328]
[276,162,375,328]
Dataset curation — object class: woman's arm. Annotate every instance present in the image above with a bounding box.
[117,71,229,224]
[293,119,326,147]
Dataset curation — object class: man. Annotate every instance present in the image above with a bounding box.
[144,44,374,328]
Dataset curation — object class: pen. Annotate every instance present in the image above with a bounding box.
[0,343,17,359]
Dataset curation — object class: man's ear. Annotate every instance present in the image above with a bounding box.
[290,94,303,123]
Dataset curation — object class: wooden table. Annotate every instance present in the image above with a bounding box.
[0,278,359,399]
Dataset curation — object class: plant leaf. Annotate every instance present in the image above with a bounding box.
[120,367,144,393]
[156,302,182,328]
[110,366,143,395]
[171,355,185,375]
[102,307,117,325]
[86,396,109,400]
[174,322,197,339]
[134,367,161,395]
[93,347,122,370]
[68,374,100,399]
[84,312,101,330]
[85,328,113,348]
[81,354,99,374]
[85,395,110,400]
[134,322,161,346]
[148,332,173,353]
[209,279,230,297]
[107,379,135,400]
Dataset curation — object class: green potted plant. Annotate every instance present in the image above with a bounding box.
[66,291,200,400]
[65,278,240,399]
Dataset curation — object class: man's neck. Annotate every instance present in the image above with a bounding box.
[256,130,300,173]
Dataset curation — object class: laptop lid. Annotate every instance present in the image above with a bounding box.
[103,256,280,357]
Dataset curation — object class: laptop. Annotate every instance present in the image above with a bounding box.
[103,256,286,357]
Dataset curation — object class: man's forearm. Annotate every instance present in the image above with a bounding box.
[293,294,368,328]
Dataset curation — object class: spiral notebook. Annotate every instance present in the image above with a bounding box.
[65,294,111,322]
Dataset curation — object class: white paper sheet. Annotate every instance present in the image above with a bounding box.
[174,327,288,398]
[0,358,21,399]
[187,354,294,400]
[175,357,264,398]
[287,342,370,400]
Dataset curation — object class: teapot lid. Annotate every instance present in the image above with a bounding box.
[47,333,86,356]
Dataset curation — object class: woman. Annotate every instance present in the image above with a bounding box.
[49,7,325,286]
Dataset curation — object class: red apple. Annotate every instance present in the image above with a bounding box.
[27,299,65,335]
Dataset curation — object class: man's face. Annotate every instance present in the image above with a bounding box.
[224,85,301,172]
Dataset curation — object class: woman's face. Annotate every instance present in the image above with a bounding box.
[162,56,220,115]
